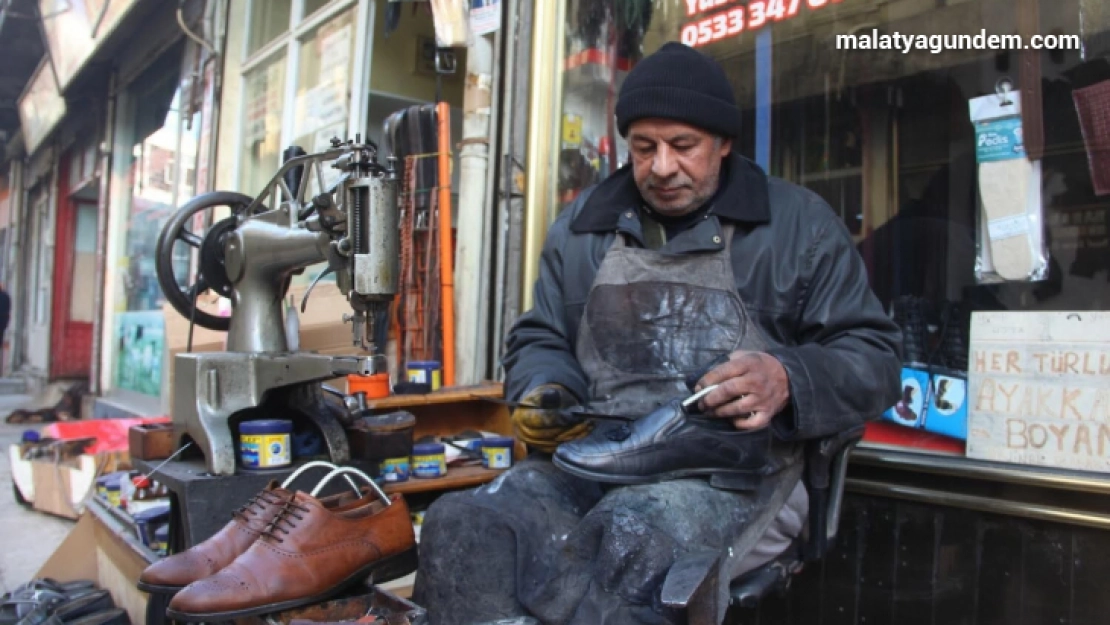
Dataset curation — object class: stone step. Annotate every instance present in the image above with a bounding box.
[0,377,27,395]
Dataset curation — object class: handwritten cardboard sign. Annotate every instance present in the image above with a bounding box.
[967,311,1110,474]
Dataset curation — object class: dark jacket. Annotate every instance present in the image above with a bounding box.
[502,153,903,441]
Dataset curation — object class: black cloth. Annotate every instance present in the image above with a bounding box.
[414,455,801,625]
[615,42,741,138]
[501,152,903,442]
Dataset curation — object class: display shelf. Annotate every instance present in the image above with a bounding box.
[87,496,162,565]
[383,464,510,496]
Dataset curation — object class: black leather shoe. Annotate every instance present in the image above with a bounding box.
[552,398,772,490]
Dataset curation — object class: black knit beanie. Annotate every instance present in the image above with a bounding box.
[615,42,740,138]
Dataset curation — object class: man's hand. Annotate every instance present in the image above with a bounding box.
[695,351,791,430]
[511,384,593,453]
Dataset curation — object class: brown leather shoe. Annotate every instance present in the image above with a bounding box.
[137,482,367,594]
[165,492,416,622]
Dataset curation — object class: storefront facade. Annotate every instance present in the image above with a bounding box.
[520,0,1110,619]
[0,0,221,411]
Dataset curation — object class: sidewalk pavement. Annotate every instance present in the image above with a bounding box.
[0,395,76,594]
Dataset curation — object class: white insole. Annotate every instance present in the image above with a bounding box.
[979,159,1035,280]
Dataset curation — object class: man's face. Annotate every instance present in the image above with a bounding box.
[628,118,732,216]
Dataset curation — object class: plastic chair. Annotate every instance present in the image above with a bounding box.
[660,424,867,625]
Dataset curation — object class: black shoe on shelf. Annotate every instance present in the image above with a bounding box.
[938,302,970,371]
[892,296,930,365]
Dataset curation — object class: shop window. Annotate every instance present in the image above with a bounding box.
[306,0,334,19]
[292,7,356,173]
[240,53,287,198]
[247,0,293,56]
[238,0,374,287]
[113,45,201,397]
[550,0,1110,466]
[70,204,98,323]
[32,193,52,326]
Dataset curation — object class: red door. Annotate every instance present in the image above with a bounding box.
[50,158,97,380]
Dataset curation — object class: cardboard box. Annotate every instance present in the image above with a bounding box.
[10,444,130,520]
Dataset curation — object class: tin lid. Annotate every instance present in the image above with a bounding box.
[239,420,293,435]
[406,361,441,368]
[413,443,445,455]
[353,411,417,433]
[480,437,515,448]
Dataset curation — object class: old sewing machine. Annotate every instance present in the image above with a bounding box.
[143,137,400,546]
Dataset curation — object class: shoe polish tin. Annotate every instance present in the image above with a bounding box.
[412,443,447,478]
[480,437,514,469]
[380,456,411,482]
[239,420,293,469]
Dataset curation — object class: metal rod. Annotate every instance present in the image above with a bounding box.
[846,478,1110,531]
[851,446,1110,496]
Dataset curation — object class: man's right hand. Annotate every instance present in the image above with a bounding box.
[511,384,593,454]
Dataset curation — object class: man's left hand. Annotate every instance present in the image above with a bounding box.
[695,351,791,430]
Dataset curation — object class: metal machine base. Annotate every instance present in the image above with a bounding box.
[173,351,374,476]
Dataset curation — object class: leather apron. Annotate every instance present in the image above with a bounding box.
[576,220,767,416]
[574,216,805,618]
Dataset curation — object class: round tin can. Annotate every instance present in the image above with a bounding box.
[379,456,412,483]
[480,437,515,470]
[412,443,446,478]
[239,420,293,469]
[405,361,442,391]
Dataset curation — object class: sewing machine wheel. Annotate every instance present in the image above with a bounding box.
[155,191,253,331]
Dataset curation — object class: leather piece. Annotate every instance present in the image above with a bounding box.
[138,483,368,592]
[166,493,415,620]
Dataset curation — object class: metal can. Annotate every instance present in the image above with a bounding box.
[239,420,293,469]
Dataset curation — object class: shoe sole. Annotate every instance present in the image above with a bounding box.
[552,456,762,491]
[163,547,418,622]
[135,580,184,595]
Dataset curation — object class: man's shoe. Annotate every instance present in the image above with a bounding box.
[553,399,772,490]
[137,482,368,594]
[165,492,417,622]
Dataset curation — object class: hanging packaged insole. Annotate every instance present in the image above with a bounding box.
[969,85,1048,283]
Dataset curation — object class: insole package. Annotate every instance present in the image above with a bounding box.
[969,87,1048,283]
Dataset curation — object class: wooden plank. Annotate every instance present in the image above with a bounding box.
[1070,527,1110,625]
[822,494,863,625]
[975,521,1024,625]
[365,382,504,410]
[931,507,978,625]
[382,464,510,495]
[858,501,897,625]
[967,311,1110,474]
[890,506,935,625]
[1021,527,1071,625]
